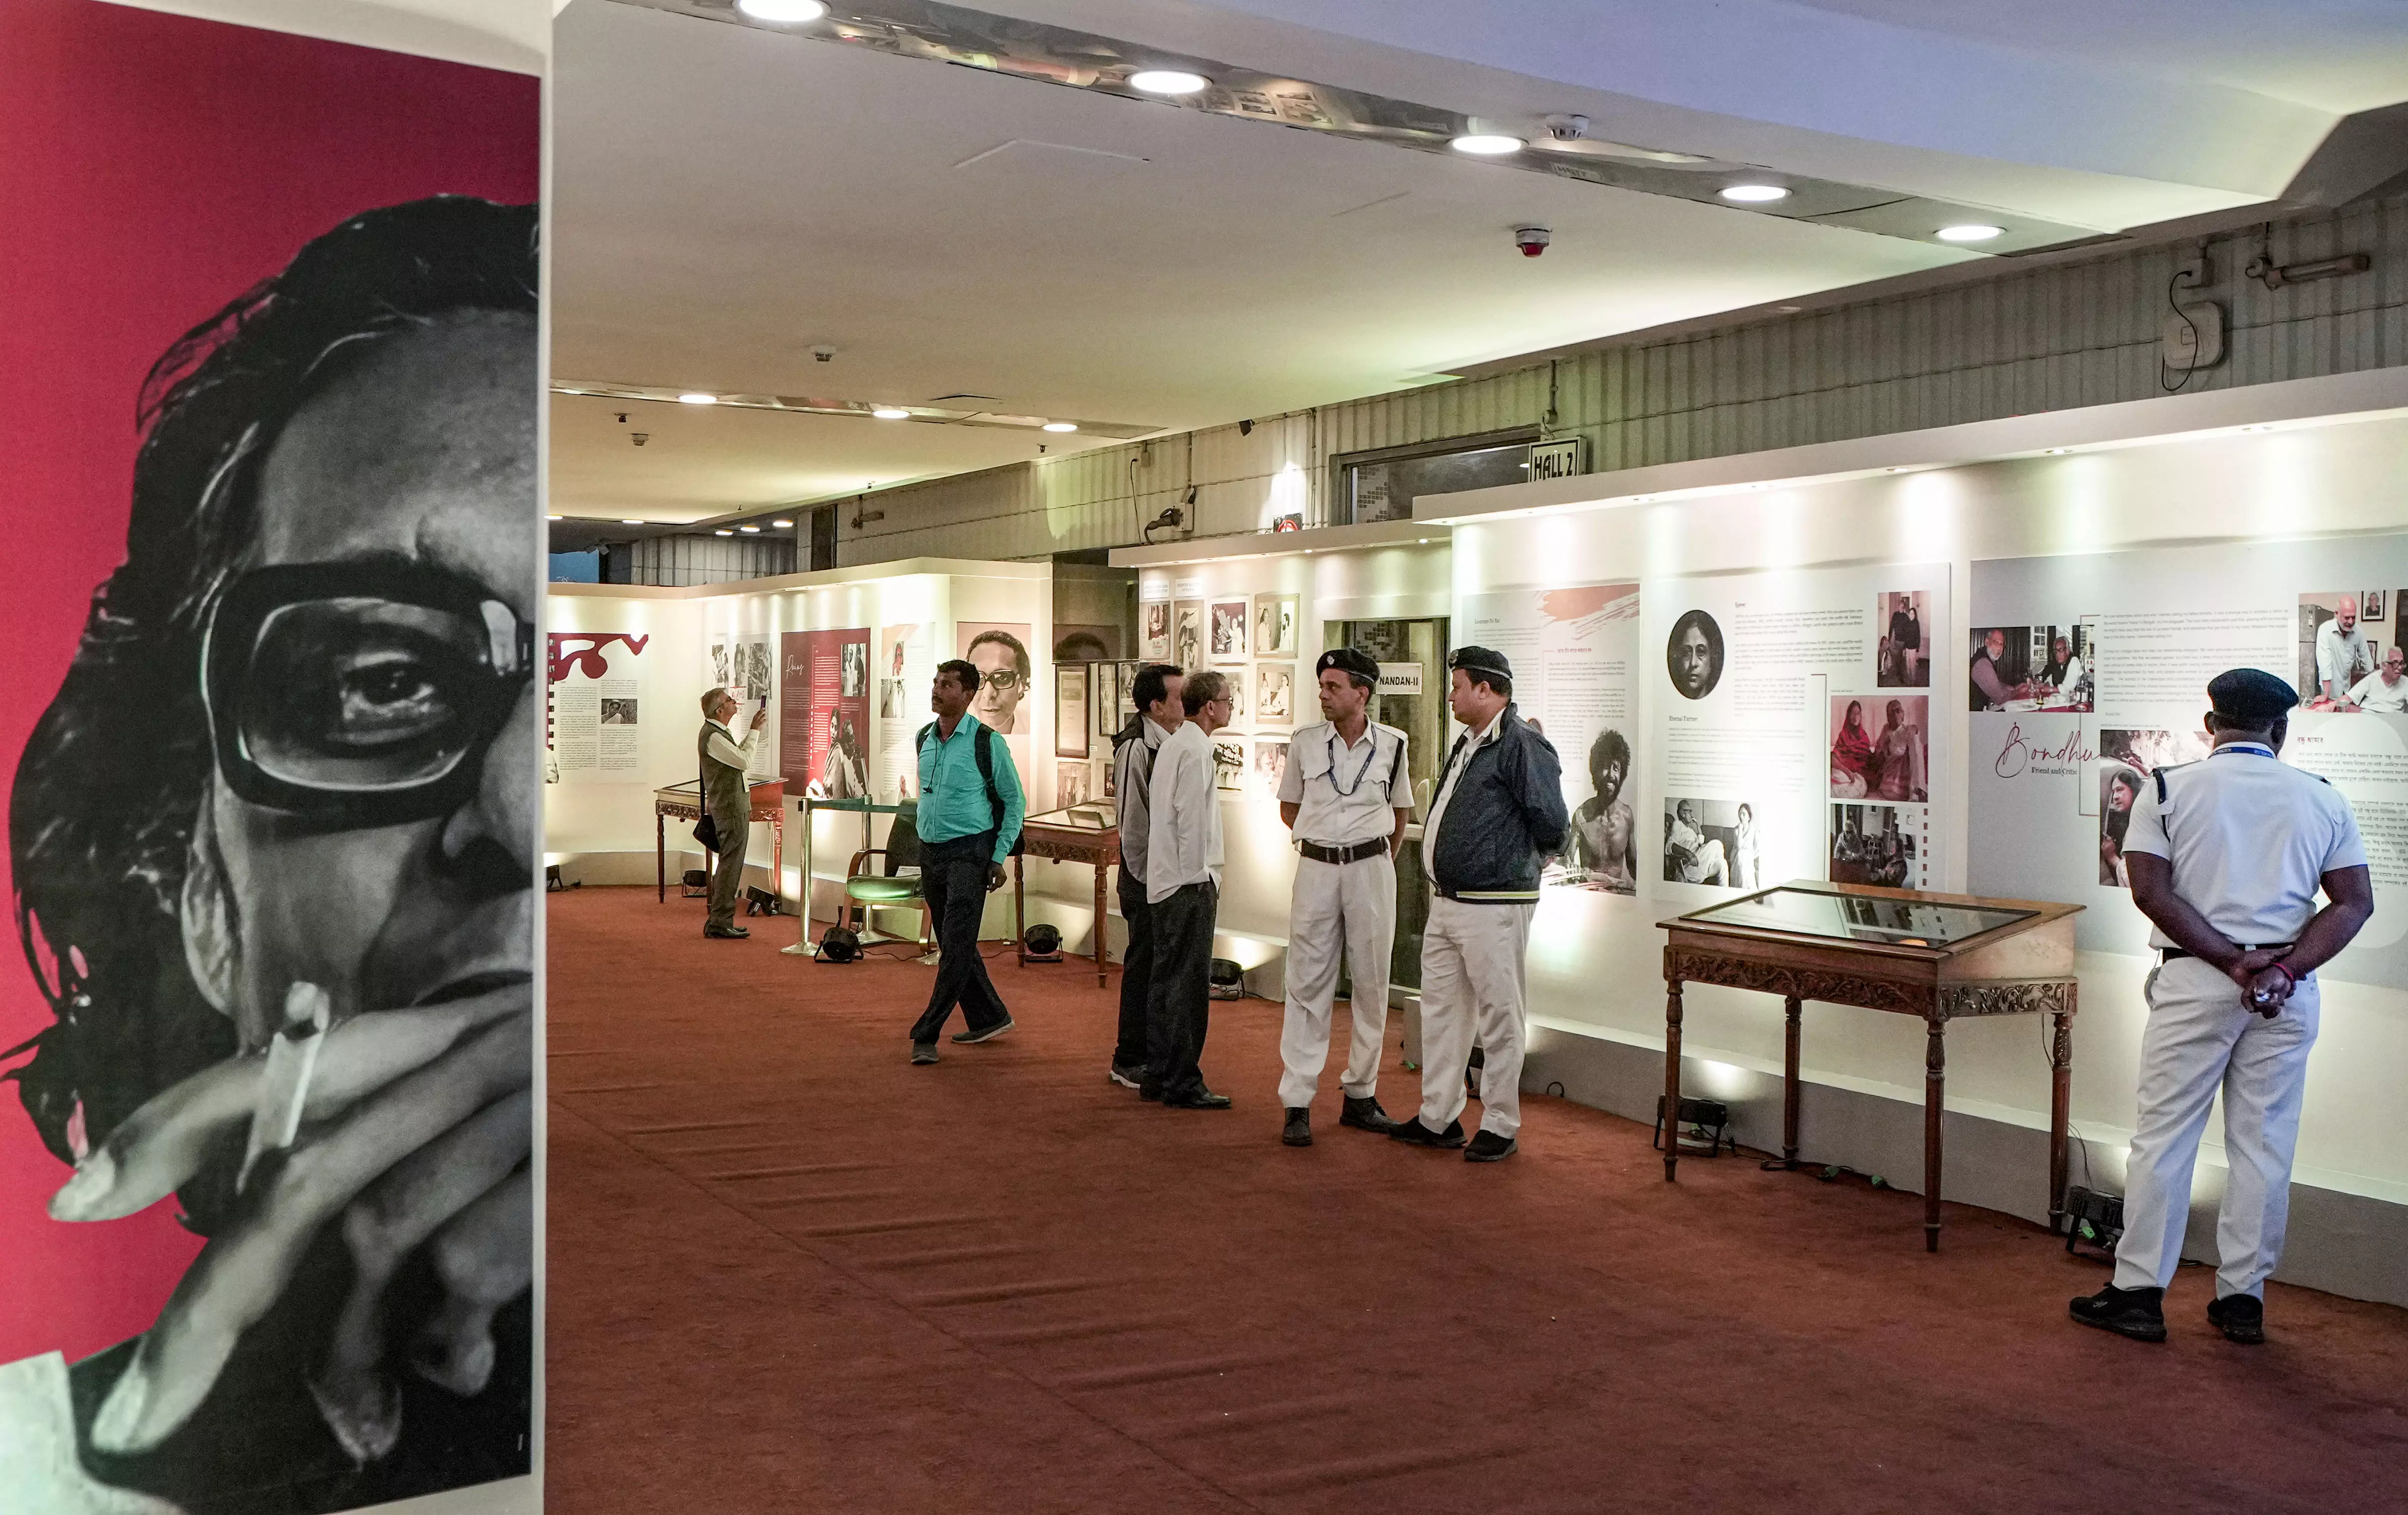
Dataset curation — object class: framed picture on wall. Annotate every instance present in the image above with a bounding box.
[1254,662,1297,727]
[1210,598,1249,662]
[1096,662,1121,739]
[1056,663,1090,759]
[1142,600,1172,661]
[1117,660,1142,726]
[1254,593,1298,657]
[1172,601,1205,671]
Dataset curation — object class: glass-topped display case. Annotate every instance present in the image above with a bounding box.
[1676,884,2035,949]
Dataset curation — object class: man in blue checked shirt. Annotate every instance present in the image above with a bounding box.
[907,658,1026,1065]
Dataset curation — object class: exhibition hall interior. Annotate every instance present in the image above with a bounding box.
[13,0,2408,1510]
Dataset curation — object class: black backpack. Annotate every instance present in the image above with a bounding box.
[916,720,1025,858]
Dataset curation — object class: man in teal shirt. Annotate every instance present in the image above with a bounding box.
[909,658,1027,1063]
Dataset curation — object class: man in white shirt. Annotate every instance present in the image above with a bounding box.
[1108,664,1183,1089]
[1274,648,1411,1147]
[2346,646,2408,712]
[698,687,766,938]
[2315,597,2372,705]
[1144,669,1233,1109]
[2071,669,2371,1346]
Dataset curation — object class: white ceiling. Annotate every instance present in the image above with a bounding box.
[547,0,2408,526]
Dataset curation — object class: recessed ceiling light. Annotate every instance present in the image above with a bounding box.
[773,519,794,527]
[622,518,645,525]
[715,529,734,536]
[2045,447,2071,455]
[736,0,826,21]
[1042,421,1079,433]
[1129,69,1209,95]
[1450,134,1524,156]
[739,525,761,533]
[871,407,913,422]
[677,392,718,404]
[1936,224,2004,243]
[546,513,563,520]
[1719,183,1788,203]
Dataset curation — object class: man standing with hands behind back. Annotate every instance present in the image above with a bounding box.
[1274,648,1410,1147]
[699,686,767,939]
[1392,648,1568,1162]
[2071,668,2371,1345]
[1145,669,1235,1109]
[908,658,1026,1065]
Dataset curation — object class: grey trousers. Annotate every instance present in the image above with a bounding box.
[705,811,748,930]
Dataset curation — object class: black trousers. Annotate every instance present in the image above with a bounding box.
[1143,879,1217,1099]
[910,834,1010,1045]
[1113,868,1153,1070]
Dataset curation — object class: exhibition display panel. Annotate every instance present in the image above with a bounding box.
[1661,883,2079,1252]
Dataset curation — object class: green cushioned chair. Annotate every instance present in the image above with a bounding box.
[841,802,929,951]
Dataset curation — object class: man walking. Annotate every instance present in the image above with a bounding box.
[1274,648,1410,1147]
[1392,648,1568,1162]
[908,659,1026,1065]
[698,687,766,939]
[1108,663,1184,1089]
[1144,669,1234,1109]
[2071,669,2370,1344]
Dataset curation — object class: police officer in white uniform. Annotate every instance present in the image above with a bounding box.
[1274,648,1411,1147]
[2071,669,2372,1345]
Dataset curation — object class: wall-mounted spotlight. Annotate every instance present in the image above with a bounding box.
[2245,251,2370,290]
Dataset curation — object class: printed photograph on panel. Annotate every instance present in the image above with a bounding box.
[1556,727,1639,893]
[1142,601,1172,662]
[1830,803,1917,886]
[1968,625,2034,710]
[2096,728,2211,886]
[1876,589,1930,687]
[6,173,540,1514]
[1254,663,1296,727]
[1666,609,1725,701]
[959,623,1033,735]
[1663,797,1752,886]
[1830,696,1928,803]
[2302,591,2381,708]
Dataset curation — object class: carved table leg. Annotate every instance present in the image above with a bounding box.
[1782,994,1803,1170]
[2048,1005,2074,1234]
[1093,862,1108,988]
[1014,854,1027,966]
[656,811,666,903]
[1924,1013,1946,1253]
[1664,978,1684,1183]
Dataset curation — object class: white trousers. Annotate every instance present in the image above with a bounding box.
[2112,955,2319,1300]
[1416,896,1536,1138]
[1279,853,1396,1109]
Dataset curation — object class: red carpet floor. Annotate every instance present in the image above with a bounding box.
[544,887,2408,1513]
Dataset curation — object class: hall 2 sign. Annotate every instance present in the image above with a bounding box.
[1530,437,1585,482]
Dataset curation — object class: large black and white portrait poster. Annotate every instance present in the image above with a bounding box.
[1,4,542,1511]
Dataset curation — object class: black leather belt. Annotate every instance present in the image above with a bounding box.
[1298,837,1389,865]
[2161,943,2292,963]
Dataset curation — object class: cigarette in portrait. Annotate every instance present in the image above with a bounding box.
[240,981,332,1192]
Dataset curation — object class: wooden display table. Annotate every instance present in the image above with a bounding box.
[654,778,785,903]
[1016,805,1119,988]
[1660,882,2080,1252]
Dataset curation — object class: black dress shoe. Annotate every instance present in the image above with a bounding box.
[1464,1130,1518,1162]
[910,1043,939,1066]
[704,924,750,939]
[1162,1088,1232,1110]
[1282,1108,1312,1147]
[1389,1117,1466,1149]
[2208,1293,2265,1345]
[2069,1284,2167,1342]
[1339,1095,1397,1134]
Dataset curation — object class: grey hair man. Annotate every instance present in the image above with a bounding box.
[699,686,767,938]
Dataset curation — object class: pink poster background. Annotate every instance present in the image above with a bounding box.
[0,0,538,1367]
[782,629,871,786]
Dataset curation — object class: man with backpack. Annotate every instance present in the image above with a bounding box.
[908,658,1026,1064]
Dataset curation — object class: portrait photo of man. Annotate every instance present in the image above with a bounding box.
[960,624,1031,735]
[1563,728,1636,894]
[8,197,539,1511]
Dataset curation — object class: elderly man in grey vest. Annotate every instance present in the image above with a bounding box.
[699,686,766,938]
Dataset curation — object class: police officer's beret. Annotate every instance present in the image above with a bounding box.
[2208,667,2298,725]
[1315,647,1381,684]
[1450,645,1515,682]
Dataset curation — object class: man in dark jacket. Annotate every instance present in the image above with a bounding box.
[1392,647,1569,1162]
